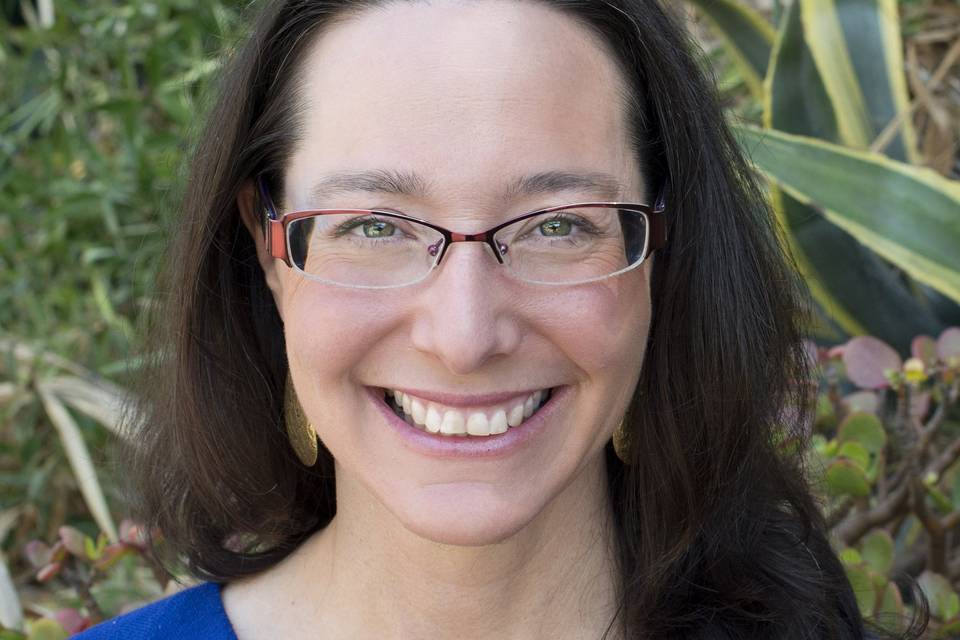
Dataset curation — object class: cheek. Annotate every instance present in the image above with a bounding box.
[539,270,651,375]
[281,280,395,388]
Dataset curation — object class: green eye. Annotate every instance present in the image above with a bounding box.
[540,218,572,236]
[363,220,396,238]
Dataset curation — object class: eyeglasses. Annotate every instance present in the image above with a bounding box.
[257,177,667,289]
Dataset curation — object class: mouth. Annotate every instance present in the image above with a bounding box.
[379,387,555,437]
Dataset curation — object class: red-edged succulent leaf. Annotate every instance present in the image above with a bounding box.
[842,337,902,389]
[912,335,938,367]
[24,540,52,568]
[119,519,149,551]
[54,608,90,634]
[58,526,87,558]
[938,328,960,365]
[828,344,846,359]
[49,541,67,563]
[36,561,62,583]
[93,543,132,571]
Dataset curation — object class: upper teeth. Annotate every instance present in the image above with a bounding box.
[387,389,550,436]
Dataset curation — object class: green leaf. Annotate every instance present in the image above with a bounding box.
[799,0,872,148]
[764,0,837,140]
[876,581,905,631]
[761,1,941,347]
[825,460,871,498]
[837,412,887,454]
[38,386,118,543]
[734,125,960,305]
[814,394,836,431]
[844,563,877,616]
[839,547,863,566]
[923,481,954,515]
[0,555,22,633]
[24,619,66,640]
[918,571,960,621]
[860,530,894,575]
[687,0,774,99]
[809,0,918,162]
[936,620,960,639]
[837,441,870,473]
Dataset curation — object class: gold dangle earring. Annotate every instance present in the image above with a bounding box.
[612,418,631,465]
[284,373,318,466]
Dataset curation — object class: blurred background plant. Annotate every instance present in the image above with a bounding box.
[1,0,246,636]
[0,0,957,637]
[798,327,960,637]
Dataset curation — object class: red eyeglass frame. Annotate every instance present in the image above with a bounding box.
[257,176,668,270]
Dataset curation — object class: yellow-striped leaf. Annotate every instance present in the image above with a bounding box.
[687,0,775,99]
[735,125,960,303]
[762,0,941,346]
[800,0,873,148]
[799,0,919,163]
[836,0,918,163]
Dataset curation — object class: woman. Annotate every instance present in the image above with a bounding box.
[76,0,926,638]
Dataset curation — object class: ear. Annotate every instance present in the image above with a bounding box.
[238,180,285,315]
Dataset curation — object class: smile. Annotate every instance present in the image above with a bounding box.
[383,388,554,437]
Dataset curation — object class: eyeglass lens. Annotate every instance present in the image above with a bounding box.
[287,206,649,287]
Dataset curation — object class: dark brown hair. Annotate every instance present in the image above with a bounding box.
[121,1,928,637]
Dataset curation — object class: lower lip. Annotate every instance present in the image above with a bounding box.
[366,385,567,460]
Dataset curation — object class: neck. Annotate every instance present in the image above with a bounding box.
[229,451,622,640]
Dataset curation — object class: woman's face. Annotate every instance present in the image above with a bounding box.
[259,0,652,544]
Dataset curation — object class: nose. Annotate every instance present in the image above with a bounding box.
[409,241,522,376]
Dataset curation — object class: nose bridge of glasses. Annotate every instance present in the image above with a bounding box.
[438,230,505,266]
[450,230,488,243]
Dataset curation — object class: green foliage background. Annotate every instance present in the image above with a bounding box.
[1,2,248,631]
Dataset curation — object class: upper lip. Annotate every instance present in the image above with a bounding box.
[376,386,556,408]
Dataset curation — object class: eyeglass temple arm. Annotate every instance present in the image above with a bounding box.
[257,176,291,264]
[647,181,669,252]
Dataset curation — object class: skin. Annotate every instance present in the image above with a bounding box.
[227,1,653,638]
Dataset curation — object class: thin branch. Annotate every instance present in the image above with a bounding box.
[836,482,910,545]
[912,478,948,574]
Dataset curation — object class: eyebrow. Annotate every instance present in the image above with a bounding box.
[306,169,629,202]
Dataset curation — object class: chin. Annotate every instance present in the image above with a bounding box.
[395,485,539,547]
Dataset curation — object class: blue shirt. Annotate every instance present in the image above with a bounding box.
[71,580,883,638]
[72,582,237,639]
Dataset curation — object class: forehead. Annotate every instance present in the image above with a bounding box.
[285,0,642,209]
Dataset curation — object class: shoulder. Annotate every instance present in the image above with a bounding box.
[72,582,237,640]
